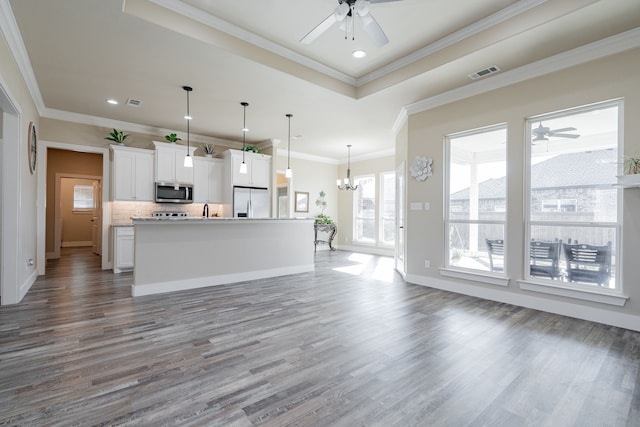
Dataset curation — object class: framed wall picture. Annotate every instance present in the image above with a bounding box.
[28,121,37,174]
[295,191,309,213]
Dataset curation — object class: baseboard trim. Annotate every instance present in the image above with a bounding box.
[61,241,92,247]
[19,269,38,302]
[406,273,640,332]
[337,244,394,257]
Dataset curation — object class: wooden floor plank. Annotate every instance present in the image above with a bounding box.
[0,247,639,426]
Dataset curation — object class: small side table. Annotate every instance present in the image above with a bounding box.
[314,223,337,252]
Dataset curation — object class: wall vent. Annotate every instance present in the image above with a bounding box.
[468,65,501,80]
[126,98,142,107]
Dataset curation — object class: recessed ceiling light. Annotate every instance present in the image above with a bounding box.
[106,99,118,105]
[352,49,367,59]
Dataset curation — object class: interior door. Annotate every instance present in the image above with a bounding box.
[91,180,102,255]
[395,162,405,276]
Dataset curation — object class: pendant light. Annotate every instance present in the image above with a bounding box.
[285,113,293,178]
[183,85,193,168]
[337,144,358,190]
[240,102,249,174]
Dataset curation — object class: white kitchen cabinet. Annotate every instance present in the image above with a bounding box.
[111,145,154,201]
[193,157,224,203]
[225,149,271,188]
[153,141,196,184]
[113,226,134,273]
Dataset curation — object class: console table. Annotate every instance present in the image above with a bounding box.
[314,223,337,252]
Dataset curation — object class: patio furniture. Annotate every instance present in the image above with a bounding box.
[485,239,504,272]
[530,239,562,279]
[563,241,612,286]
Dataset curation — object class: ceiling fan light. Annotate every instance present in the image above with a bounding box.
[355,0,370,16]
[352,49,367,58]
[334,2,349,21]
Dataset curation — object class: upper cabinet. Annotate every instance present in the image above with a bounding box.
[193,157,224,203]
[111,145,154,201]
[153,141,196,184]
[224,149,271,188]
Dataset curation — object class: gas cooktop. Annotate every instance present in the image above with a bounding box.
[152,211,189,218]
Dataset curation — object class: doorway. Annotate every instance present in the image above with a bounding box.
[55,176,102,256]
[276,171,292,218]
[395,161,406,277]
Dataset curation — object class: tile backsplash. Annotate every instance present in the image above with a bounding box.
[111,201,225,224]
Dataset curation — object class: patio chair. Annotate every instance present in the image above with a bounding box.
[485,239,504,272]
[562,241,612,286]
[530,239,562,279]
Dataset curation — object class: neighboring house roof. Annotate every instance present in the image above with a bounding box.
[451,148,617,200]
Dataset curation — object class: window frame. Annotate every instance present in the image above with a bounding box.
[352,174,377,245]
[443,123,508,278]
[379,170,396,247]
[523,99,623,292]
[73,184,94,214]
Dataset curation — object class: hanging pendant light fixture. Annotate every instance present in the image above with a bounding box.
[183,85,193,168]
[337,144,358,190]
[240,102,249,174]
[285,113,293,178]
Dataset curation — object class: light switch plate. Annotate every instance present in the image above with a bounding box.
[424,202,431,211]
[410,202,423,211]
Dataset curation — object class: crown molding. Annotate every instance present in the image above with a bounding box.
[42,107,242,148]
[275,148,338,165]
[357,0,548,86]
[151,0,356,86]
[393,27,640,134]
[0,0,45,114]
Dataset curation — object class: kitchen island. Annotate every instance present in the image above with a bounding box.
[130,217,315,297]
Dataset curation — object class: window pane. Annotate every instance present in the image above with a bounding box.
[529,225,616,288]
[449,222,505,272]
[449,127,507,221]
[74,185,94,210]
[380,171,395,246]
[527,101,620,288]
[353,175,376,243]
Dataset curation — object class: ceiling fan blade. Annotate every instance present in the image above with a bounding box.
[360,12,389,47]
[300,13,337,44]
[549,127,577,133]
[551,133,580,139]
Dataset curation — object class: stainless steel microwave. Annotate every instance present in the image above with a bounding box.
[155,182,193,204]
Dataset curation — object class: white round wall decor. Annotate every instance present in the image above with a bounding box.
[410,156,432,182]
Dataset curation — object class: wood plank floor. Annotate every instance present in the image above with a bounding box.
[1,248,639,426]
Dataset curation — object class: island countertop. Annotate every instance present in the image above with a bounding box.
[132,217,315,223]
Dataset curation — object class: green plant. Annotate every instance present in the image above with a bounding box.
[242,145,260,153]
[624,156,640,174]
[105,128,129,144]
[164,133,181,143]
[202,144,215,155]
[315,213,334,225]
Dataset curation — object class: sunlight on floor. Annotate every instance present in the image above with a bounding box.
[332,253,395,283]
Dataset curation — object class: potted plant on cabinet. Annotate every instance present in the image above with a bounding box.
[202,144,215,158]
[617,155,640,187]
[164,133,181,143]
[105,128,129,145]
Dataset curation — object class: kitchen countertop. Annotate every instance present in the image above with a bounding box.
[132,217,314,223]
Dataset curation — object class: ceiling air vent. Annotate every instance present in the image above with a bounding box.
[126,98,142,107]
[468,65,501,80]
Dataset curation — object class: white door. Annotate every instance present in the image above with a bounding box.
[91,180,102,255]
[395,162,405,276]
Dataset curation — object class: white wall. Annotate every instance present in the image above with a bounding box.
[401,48,640,330]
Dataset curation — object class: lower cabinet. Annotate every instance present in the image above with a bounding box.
[114,226,134,273]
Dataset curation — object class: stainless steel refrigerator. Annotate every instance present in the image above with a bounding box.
[233,186,270,218]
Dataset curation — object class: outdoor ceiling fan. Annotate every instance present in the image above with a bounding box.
[300,0,403,47]
[532,122,580,142]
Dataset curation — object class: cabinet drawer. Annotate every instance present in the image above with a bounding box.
[115,226,134,237]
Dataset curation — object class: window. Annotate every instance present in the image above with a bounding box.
[73,185,94,212]
[353,175,376,243]
[445,124,507,273]
[380,171,395,246]
[526,100,620,289]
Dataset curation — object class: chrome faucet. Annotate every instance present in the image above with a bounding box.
[202,203,209,218]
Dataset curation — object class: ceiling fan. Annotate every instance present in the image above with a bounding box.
[532,122,580,142]
[300,0,403,48]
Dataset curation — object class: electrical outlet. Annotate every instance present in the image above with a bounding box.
[136,210,141,216]
[424,260,430,268]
